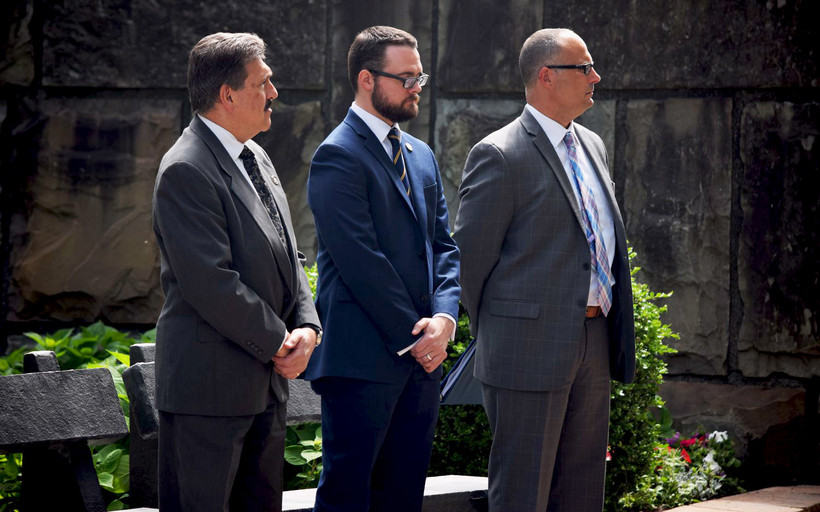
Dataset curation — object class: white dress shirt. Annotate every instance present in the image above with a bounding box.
[525,104,616,306]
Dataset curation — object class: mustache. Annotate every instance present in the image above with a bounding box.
[405,94,420,103]
[265,98,273,110]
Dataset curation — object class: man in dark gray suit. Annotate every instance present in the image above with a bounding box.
[454,29,635,511]
[152,32,320,512]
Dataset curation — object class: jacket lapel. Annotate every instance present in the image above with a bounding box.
[519,109,587,233]
[575,130,625,232]
[346,111,418,219]
[190,117,296,296]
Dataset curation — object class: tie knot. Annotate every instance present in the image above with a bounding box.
[563,131,575,149]
[388,127,401,141]
[240,146,255,165]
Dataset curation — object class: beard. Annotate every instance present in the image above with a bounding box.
[372,81,419,124]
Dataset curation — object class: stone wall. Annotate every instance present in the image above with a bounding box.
[1,0,818,485]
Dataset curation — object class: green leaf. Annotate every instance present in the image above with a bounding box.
[284,446,307,465]
[107,351,131,367]
[301,450,322,463]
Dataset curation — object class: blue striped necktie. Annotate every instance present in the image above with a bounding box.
[388,127,411,195]
[563,132,614,315]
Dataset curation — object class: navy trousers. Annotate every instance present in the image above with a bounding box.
[311,366,440,512]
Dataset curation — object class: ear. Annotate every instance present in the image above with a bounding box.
[538,66,552,85]
[358,69,375,92]
[217,84,234,111]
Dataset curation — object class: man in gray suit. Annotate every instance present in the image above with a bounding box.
[152,32,320,511]
[454,29,635,511]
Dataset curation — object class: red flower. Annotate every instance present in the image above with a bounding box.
[681,448,691,463]
[680,438,698,448]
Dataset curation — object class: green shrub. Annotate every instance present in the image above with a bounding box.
[605,249,678,511]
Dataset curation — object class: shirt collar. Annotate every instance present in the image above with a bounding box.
[525,104,576,150]
[350,101,401,143]
[197,114,246,161]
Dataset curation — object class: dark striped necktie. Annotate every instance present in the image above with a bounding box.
[388,127,411,195]
[239,146,287,246]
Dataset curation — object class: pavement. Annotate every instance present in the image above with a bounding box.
[667,486,820,512]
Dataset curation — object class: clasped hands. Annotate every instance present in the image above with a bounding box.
[272,327,318,379]
[410,316,453,373]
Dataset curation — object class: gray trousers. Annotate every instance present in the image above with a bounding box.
[158,393,286,512]
[482,315,611,512]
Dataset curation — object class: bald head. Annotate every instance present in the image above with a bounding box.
[519,28,579,92]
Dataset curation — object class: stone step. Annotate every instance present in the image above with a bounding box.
[666,486,820,512]
[123,475,488,512]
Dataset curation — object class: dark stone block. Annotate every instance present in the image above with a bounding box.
[254,101,326,262]
[287,378,320,426]
[549,0,819,89]
[41,0,326,88]
[738,101,820,378]
[124,361,158,508]
[0,0,34,86]
[123,362,158,440]
[130,343,155,364]
[22,350,59,372]
[0,368,127,452]
[434,99,523,214]
[328,0,433,135]
[622,98,732,375]
[437,0,541,93]
[9,98,180,324]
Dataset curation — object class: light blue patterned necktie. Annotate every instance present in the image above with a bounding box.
[563,131,614,315]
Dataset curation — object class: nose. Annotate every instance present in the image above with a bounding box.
[589,67,601,84]
[267,80,278,100]
[408,79,423,94]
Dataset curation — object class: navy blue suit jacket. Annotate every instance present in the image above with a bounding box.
[305,109,460,384]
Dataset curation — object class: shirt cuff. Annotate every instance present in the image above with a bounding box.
[395,313,457,356]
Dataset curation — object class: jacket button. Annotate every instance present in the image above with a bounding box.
[577,299,586,308]
[420,294,429,303]
[583,262,590,271]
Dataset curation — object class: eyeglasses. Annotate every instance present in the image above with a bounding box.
[368,69,430,89]
[545,62,595,75]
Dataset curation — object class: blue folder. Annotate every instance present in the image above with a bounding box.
[440,338,483,405]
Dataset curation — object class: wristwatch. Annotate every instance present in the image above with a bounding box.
[305,325,323,346]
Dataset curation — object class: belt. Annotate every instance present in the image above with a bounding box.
[586,306,603,318]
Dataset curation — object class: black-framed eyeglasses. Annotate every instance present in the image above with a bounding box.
[368,69,430,89]
[545,62,595,75]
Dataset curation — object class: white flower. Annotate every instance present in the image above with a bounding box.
[703,450,722,473]
[708,431,728,443]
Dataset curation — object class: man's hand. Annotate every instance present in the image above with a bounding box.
[272,328,318,379]
[410,316,453,373]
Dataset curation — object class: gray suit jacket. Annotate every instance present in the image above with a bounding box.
[152,116,319,416]
[454,108,635,391]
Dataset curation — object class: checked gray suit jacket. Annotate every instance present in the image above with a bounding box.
[453,107,635,391]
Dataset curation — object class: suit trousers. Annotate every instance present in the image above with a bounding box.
[158,391,286,512]
[311,366,440,512]
[482,315,611,512]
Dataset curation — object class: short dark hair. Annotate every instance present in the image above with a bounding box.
[519,28,573,90]
[188,32,267,114]
[347,26,417,93]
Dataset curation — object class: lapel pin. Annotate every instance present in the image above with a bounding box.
[405,142,413,152]
[272,176,280,186]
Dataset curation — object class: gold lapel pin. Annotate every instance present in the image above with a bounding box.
[405,142,413,152]
[272,176,280,186]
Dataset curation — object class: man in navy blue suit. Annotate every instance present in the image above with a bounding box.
[305,26,461,512]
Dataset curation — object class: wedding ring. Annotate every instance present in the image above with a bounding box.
[426,353,432,361]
